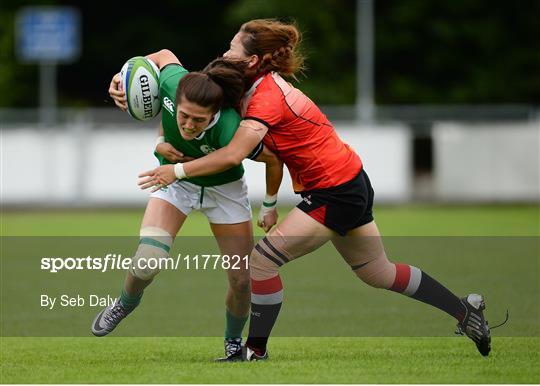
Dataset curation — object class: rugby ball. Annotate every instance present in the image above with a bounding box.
[120,56,161,121]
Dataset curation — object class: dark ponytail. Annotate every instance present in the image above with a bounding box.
[176,58,247,112]
[203,58,248,108]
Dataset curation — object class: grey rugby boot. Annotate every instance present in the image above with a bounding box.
[91,298,131,337]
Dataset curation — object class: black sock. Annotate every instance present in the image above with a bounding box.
[246,303,282,354]
[412,271,466,321]
[246,275,284,355]
[390,263,466,321]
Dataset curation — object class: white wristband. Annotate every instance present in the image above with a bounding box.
[174,163,186,179]
[262,194,277,207]
[155,136,165,147]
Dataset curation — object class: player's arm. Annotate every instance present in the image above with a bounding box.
[108,49,181,111]
[145,49,181,69]
[183,119,268,175]
[252,145,283,232]
[253,145,283,197]
[175,119,266,175]
[138,119,267,190]
[155,123,165,151]
[154,122,193,163]
[182,119,268,175]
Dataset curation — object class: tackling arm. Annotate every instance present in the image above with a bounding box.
[180,119,268,177]
[138,119,269,191]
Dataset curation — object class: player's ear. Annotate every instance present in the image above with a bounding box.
[248,55,259,69]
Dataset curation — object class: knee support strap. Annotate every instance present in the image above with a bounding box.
[130,227,173,281]
[250,235,291,281]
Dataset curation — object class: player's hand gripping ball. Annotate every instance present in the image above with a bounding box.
[120,56,161,121]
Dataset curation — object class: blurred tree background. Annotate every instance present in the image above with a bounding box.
[1,0,539,108]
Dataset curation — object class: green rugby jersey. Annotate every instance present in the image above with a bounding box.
[155,64,244,187]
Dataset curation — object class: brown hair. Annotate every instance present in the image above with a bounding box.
[239,18,305,79]
[176,61,246,111]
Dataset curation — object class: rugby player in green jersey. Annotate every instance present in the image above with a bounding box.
[92,49,283,361]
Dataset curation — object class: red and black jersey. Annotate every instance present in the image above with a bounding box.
[241,72,362,192]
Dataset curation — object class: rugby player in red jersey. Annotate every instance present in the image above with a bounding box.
[136,19,494,359]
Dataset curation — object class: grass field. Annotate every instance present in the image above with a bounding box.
[2,337,538,383]
[2,204,538,236]
[1,205,539,383]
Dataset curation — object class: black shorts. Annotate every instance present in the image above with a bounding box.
[296,168,374,236]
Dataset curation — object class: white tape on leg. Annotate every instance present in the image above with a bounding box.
[130,227,173,281]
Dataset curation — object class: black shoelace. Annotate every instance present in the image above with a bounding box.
[455,309,509,336]
[104,303,127,325]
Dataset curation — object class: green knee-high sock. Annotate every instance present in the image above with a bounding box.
[225,309,248,339]
[119,289,142,311]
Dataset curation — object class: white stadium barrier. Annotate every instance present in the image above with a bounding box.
[1,124,412,205]
[433,122,540,201]
[2,120,538,205]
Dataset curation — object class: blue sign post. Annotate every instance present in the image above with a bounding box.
[16,7,81,125]
[17,7,81,63]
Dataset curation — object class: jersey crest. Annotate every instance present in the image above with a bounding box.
[199,144,216,154]
[163,96,174,115]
